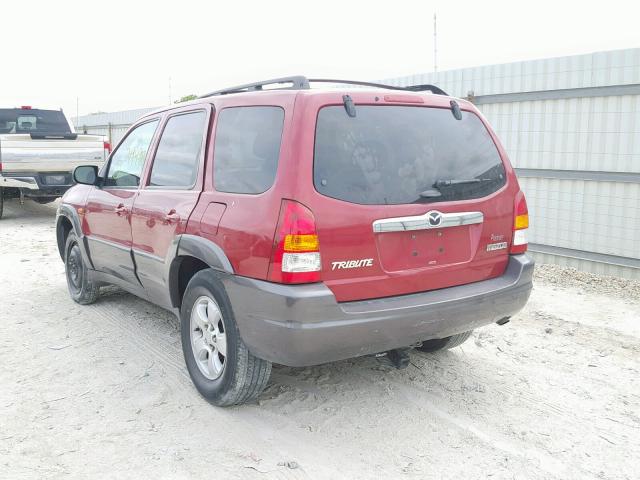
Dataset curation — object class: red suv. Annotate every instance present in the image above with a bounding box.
[56,77,533,406]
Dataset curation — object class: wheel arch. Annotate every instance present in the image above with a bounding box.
[56,205,86,262]
[168,235,234,309]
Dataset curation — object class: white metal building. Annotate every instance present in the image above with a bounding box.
[74,48,640,278]
[75,107,157,147]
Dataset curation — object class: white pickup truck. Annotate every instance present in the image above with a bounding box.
[0,107,108,218]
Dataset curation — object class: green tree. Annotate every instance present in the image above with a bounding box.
[174,94,198,104]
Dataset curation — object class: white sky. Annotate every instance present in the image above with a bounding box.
[2,0,638,117]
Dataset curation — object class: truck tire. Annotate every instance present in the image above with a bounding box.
[64,231,100,305]
[415,330,473,353]
[33,196,57,205]
[180,269,272,407]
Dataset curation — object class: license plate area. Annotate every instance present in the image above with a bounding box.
[375,225,474,272]
[44,174,68,185]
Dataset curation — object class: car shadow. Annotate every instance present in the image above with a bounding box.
[1,197,59,222]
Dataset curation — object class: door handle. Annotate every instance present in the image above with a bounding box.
[163,209,180,224]
[115,204,129,216]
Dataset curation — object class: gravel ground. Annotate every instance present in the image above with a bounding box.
[1,199,639,480]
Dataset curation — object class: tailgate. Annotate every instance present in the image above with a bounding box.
[0,134,105,174]
[311,103,515,302]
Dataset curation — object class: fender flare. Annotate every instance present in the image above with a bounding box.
[167,234,234,308]
[56,204,94,268]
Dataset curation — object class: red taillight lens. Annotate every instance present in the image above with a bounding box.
[510,190,529,254]
[268,200,321,284]
[103,141,111,154]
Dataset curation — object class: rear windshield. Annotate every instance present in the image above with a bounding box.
[0,108,71,135]
[314,105,506,205]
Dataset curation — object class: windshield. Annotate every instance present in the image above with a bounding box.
[0,108,72,135]
[314,105,506,205]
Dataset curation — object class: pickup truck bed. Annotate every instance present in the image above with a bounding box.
[0,107,107,213]
[0,133,106,197]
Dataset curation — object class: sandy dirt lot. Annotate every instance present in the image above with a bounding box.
[1,199,639,480]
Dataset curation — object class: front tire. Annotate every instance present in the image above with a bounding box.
[415,330,473,353]
[65,231,100,305]
[180,269,271,406]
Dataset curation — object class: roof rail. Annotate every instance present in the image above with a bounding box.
[199,76,448,98]
[200,76,310,98]
[308,79,448,96]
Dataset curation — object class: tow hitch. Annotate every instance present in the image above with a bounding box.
[381,348,411,369]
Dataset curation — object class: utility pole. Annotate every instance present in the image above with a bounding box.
[433,13,438,74]
[76,97,79,125]
[168,76,172,105]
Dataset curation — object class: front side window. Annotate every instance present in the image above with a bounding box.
[149,111,207,188]
[314,106,506,205]
[213,106,284,194]
[105,120,158,187]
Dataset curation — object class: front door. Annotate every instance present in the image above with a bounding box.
[84,119,159,287]
[130,109,210,308]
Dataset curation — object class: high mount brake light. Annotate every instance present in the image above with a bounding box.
[511,191,529,254]
[268,200,321,284]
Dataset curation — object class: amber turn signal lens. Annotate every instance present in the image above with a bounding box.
[283,234,319,252]
[514,214,529,230]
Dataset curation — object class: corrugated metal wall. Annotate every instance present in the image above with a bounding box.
[74,107,156,147]
[72,48,640,279]
[385,48,640,279]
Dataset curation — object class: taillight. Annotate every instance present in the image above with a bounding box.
[511,190,529,254]
[103,141,111,154]
[268,199,321,284]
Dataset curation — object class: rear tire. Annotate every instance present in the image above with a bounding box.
[33,196,57,205]
[180,269,271,406]
[0,188,4,219]
[416,330,473,353]
[65,231,100,305]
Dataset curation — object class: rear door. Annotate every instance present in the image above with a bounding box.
[130,107,210,308]
[308,100,516,302]
[84,119,159,286]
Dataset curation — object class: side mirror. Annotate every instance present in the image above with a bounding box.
[73,165,99,185]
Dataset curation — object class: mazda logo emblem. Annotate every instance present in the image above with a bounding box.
[427,211,443,226]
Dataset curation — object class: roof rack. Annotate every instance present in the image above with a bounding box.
[199,76,448,98]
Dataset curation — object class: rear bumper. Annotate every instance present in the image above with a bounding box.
[1,174,39,190]
[224,254,535,366]
[1,172,72,196]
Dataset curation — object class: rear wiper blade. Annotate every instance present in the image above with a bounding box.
[433,178,493,188]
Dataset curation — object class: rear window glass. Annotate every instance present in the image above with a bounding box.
[314,106,506,205]
[0,108,71,134]
[213,106,284,194]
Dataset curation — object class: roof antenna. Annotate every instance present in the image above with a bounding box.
[433,13,438,75]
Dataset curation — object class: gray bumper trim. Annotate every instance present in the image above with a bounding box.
[223,255,534,366]
[0,174,39,190]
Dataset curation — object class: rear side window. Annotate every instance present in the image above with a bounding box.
[213,106,284,194]
[105,120,158,187]
[149,111,206,188]
[314,106,506,205]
